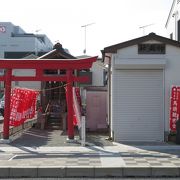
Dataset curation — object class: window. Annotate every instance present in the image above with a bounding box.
[15,81,19,86]
[138,44,165,54]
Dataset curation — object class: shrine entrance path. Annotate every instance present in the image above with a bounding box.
[0,126,113,147]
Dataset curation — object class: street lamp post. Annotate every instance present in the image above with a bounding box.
[81,23,95,54]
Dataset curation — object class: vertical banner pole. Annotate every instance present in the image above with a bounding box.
[3,69,12,139]
[81,116,86,146]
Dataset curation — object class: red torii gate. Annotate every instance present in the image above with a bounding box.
[0,56,97,140]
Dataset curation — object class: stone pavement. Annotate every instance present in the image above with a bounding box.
[0,115,4,131]
[0,127,180,178]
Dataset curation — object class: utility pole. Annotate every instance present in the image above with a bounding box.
[81,23,95,54]
[139,23,154,35]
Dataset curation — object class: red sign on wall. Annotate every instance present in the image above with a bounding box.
[170,86,180,131]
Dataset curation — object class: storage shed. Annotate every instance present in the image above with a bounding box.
[102,33,180,142]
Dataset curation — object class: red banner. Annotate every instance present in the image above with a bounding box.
[65,87,82,126]
[170,86,180,131]
[9,88,39,126]
[73,87,82,126]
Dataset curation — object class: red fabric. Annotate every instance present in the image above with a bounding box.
[65,87,79,126]
[73,114,77,126]
[9,88,39,126]
[75,87,82,111]
[170,86,180,131]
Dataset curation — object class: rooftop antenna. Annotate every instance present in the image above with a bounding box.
[81,23,95,54]
[139,23,154,35]
[54,40,60,43]
[35,29,41,34]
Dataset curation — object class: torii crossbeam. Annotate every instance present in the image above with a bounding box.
[0,56,97,140]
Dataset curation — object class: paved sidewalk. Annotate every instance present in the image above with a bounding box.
[0,115,4,130]
[0,128,180,178]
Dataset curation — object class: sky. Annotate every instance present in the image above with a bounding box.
[0,0,173,57]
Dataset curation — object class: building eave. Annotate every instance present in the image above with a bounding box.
[38,43,76,59]
[37,49,57,59]
[102,33,180,54]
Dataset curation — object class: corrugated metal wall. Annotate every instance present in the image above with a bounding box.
[112,69,164,142]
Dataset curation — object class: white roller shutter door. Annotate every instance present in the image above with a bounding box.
[112,69,164,142]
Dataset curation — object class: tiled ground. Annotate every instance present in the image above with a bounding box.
[120,150,180,167]
[1,148,180,167]
[0,151,101,166]
[1,125,180,169]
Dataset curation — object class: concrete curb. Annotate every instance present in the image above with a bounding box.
[0,166,180,178]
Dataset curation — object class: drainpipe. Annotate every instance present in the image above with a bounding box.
[104,55,112,140]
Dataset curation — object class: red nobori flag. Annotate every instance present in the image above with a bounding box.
[170,86,180,131]
[9,88,39,126]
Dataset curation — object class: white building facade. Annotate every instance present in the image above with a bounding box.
[90,60,105,86]
[0,22,53,58]
[102,33,180,142]
[0,22,53,93]
[166,0,180,41]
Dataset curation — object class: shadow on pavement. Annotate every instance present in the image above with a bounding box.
[116,141,180,157]
[8,127,114,147]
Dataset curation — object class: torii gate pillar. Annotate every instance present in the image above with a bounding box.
[66,69,74,139]
[3,69,12,139]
